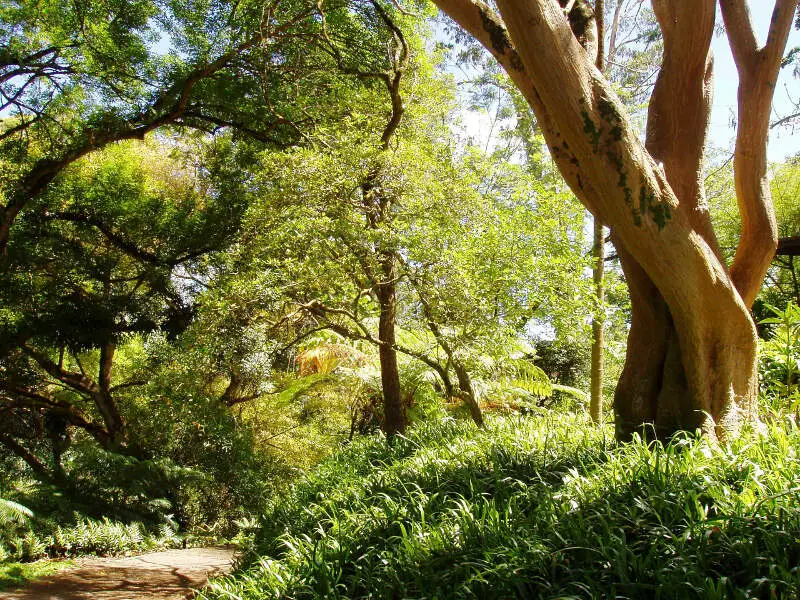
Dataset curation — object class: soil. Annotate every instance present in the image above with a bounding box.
[2,547,235,600]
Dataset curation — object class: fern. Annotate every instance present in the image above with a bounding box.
[551,383,589,403]
[271,373,331,407]
[493,358,553,400]
[0,498,33,529]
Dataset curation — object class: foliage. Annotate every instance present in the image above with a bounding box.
[533,339,590,387]
[0,473,187,563]
[203,414,800,600]
[2,136,244,347]
[709,156,800,313]
[601,0,662,125]
[0,513,181,563]
[4,1,798,588]
[230,332,444,468]
[125,369,288,534]
[0,0,319,192]
[482,356,554,407]
[0,136,268,540]
[0,499,32,533]
[760,301,800,416]
[229,53,591,425]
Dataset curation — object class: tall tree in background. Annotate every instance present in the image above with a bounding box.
[433,0,796,440]
[589,0,606,425]
[222,1,431,438]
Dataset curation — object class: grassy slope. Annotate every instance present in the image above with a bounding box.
[202,414,800,599]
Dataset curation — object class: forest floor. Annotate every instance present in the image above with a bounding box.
[2,547,235,599]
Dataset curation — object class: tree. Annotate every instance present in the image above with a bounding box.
[0,137,244,487]
[432,0,797,440]
[402,147,590,422]
[225,6,590,434]
[199,0,433,437]
[711,155,800,315]
[0,0,340,257]
[769,8,800,129]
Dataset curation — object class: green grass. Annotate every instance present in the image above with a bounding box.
[0,559,72,591]
[200,413,800,599]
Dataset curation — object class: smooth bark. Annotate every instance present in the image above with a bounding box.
[722,0,794,307]
[432,0,793,439]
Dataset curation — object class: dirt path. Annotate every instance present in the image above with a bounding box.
[3,547,235,600]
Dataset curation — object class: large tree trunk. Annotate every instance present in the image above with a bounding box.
[612,0,792,440]
[613,0,722,439]
[375,255,407,438]
[433,0,794,440]
[722,0,788,307]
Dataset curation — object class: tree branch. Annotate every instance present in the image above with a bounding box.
[21,344,96,397]
[777,235,800,256]
[0,432,53,482]
[722,0,796,306]
[719,0,759,72]
[0,33,266,257]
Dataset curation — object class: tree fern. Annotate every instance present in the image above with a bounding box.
[551,383,589,403]
[493,358,554,401]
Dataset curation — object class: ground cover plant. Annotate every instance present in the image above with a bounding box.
[202,412,800,599]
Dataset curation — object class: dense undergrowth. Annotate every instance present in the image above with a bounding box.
[0,513,183,563]
[202,413,800,600]
[0,393,282,565]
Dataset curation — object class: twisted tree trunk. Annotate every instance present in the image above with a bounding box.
[433,0,795,440]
